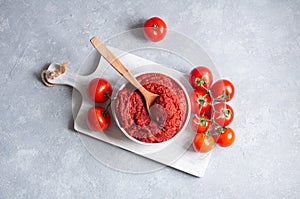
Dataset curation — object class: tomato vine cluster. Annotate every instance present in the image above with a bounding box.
[189,66,235,153]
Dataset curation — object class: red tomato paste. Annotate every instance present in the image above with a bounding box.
[115,73,188,143]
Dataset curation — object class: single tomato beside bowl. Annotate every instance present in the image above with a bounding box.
[87,107,111,131]
[87,78,112,103]
[143,17,167,42]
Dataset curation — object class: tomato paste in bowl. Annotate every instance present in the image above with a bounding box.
[113,72,190,145]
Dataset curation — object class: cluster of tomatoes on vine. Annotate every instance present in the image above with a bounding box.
[189,66,235,153]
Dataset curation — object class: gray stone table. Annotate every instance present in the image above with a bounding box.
[0,0,299,198]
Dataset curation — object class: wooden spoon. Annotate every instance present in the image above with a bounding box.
[90,37,159,113]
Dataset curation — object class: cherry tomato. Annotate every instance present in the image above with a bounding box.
[213,127,235,147]
[189,66,213,91]
[87,78,112,103]
[191,115,211,133]
[210,79,235,102]
[143,17,167,42]
[189,90,211,115]
[213,103,234,126]
[87,107,110,131]
[192,133,215,153]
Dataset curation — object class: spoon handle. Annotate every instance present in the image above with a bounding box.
[90,37,143,90]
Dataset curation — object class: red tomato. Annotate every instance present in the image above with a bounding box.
[189,90,211,115]
[87,107,111,131]
[192,133,215,153]
[87,78,112,103]
[143,17,167,42]
[189,66,213,91]
[191,115,211,133]
[213,127,235,147]
[210,79,235,102]
[213,103,234,126]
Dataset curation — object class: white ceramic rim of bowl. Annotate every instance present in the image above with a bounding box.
[112,69,191,146]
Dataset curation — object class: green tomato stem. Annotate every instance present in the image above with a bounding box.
[103,95,112,115]
[152,24,158,30]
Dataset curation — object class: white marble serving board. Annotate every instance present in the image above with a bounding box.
[46,47,212,177]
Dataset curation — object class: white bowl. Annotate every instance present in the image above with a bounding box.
[111,64,191,147]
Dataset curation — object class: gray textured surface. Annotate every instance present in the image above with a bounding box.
[1,0,300,198]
